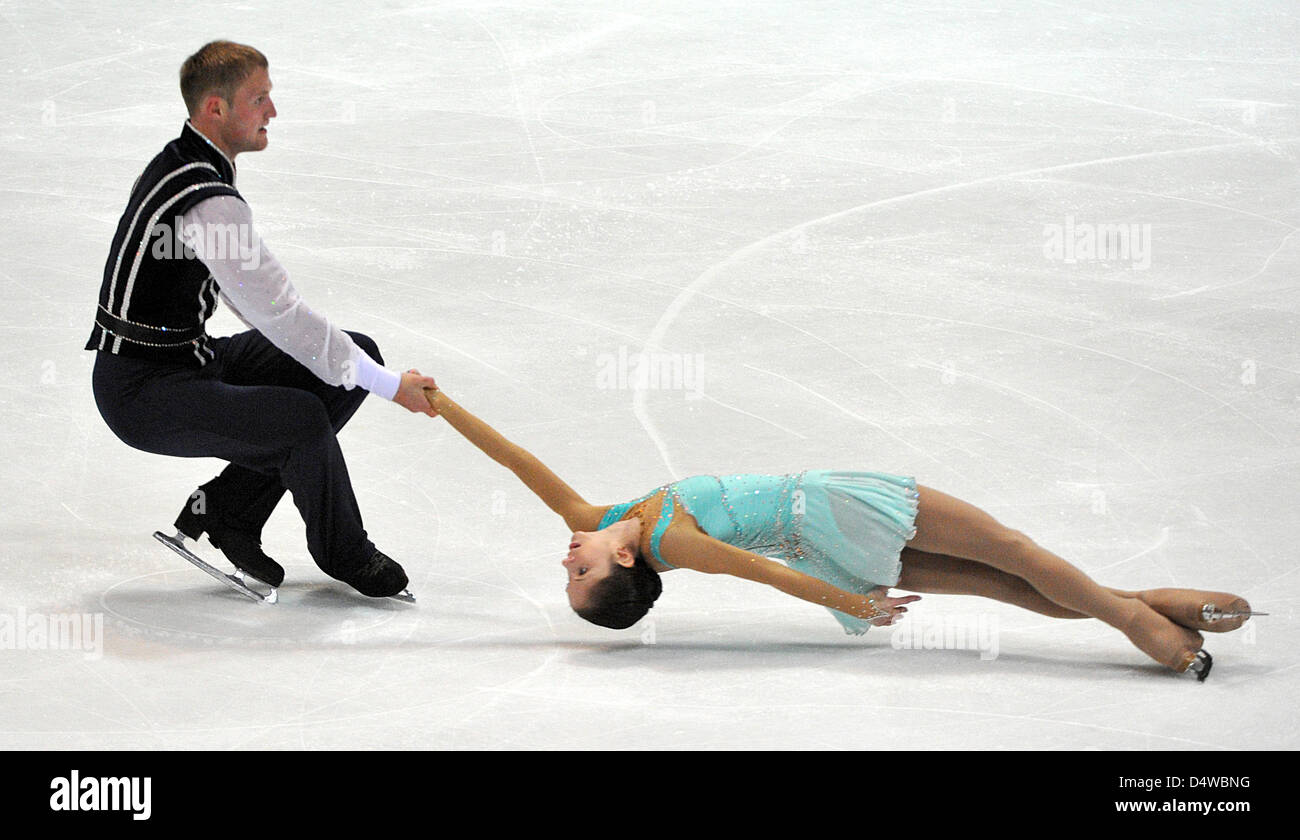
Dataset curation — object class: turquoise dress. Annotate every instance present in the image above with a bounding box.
[597,470,920,635]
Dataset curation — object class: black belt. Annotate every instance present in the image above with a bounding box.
[95,308,204,346]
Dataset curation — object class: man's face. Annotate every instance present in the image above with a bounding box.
[217,66,276,158]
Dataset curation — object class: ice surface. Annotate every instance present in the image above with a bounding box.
[1,0,1296,749]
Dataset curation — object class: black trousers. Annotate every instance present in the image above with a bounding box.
[92,329,381,579]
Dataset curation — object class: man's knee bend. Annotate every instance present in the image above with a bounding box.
[282,398,334,446]
[348,331,383,366]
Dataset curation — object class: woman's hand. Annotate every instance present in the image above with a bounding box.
[862,588,921,626]
[393,369,440,416]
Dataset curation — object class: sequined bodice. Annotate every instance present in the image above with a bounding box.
[598,469,921,636]
[599,473,807,568]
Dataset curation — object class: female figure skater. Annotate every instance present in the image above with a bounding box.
[422,387,1258,680]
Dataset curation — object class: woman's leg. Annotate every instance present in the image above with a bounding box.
[897,548,1252,633]
[896,547,1138,619]
[904,485,1204,672]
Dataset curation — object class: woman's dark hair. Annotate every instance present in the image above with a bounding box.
[574,551,663,630]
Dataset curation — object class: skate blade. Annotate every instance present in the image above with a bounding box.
[1188,650,1213,682]
[1201,603,1268,622]
[153,531,278,604]
[389,589,416,604]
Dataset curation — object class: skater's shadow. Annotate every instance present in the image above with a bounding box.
[554,637,1099,679]
[439,634,1201,684]
[91,578,419,650]
[86,581,1254,684]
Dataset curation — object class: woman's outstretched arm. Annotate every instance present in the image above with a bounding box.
[658,527,919,624]
[424,388,601,531]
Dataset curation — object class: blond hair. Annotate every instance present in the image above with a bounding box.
[179,41,268,116]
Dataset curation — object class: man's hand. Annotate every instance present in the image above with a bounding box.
[393,369,440,416]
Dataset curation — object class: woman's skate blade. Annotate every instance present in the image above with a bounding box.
[1201,603,1267,622]
[153,530,279,604]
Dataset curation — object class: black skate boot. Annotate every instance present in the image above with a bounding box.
[341,550,412,600]
[175,502,286,588]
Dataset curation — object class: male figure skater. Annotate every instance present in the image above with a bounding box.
[87,41,438,599]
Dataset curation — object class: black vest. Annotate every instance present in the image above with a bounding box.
[85,122,243,364]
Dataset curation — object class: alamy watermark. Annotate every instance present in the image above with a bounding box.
[595,346,705,399]
[1,607,104,660]
[1043,215,1151,270]
[890,612,999,660]
[147,217,262,269]
[49,771,151,820]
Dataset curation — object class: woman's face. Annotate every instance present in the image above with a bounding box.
[563,525,634,609]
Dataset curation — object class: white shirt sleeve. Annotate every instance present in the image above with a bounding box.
[181,196,401,401]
